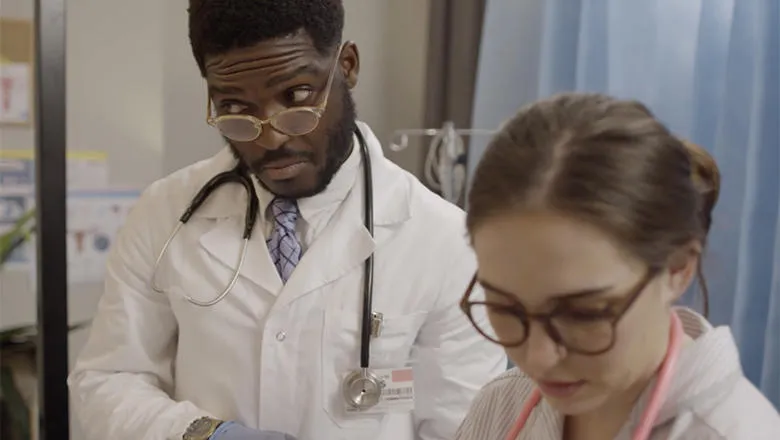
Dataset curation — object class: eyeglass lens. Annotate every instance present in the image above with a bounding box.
[216,109,321,142]
[468,303,616,353]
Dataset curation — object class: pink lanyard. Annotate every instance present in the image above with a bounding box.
[505,313,684,440]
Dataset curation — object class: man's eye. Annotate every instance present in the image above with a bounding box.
[287,88,313,105]
[220,103,245,114]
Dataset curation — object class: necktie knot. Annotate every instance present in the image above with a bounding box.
[270,198,299,232]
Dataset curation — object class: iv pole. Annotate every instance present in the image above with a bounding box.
[35,0,70,437]
[391,121,493,206]
[390,122,494,151]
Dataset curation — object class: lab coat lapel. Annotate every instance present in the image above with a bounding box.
[628,308,744,432]
[272,122,409,309]
[199,216,283,296]
[196,124,409,305]
[277,175,375,307]
[193,150,283,296]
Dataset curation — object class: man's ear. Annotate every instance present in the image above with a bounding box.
[340,41,360,89]
[664,241,700,303]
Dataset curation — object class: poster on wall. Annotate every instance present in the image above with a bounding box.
[0,149,109,191]
[65,189,141,284]
[0,192,35,271]
[0,148,140,284]
[3,188,141,285]
[0,62,31,125]
[0,18,34,126]
[0,150,35,187]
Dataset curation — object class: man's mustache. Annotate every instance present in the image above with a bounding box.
[250,147,315,169]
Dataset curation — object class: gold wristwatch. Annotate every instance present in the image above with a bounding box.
[183,416,224,440]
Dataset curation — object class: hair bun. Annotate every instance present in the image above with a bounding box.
[681,140,720,233]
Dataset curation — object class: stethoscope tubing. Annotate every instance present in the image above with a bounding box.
[150,128,379,404]
[353,128,375,370]
[505,313,684,440]
[150,129,376,367]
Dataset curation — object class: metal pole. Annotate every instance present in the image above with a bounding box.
[34,0,70,438]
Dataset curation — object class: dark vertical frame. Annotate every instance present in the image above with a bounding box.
[421,0,487,204]
[34,0,70,438]
[423,0,486,130]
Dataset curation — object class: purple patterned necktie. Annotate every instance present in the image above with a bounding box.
[266,198,302,283]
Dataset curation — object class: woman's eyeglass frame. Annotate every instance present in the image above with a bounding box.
[459,267,660,356]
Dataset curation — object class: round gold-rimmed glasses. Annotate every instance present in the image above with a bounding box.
[460,268,659,355]
[206,43,344,142]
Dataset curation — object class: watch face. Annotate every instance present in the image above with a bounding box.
[186,418,215,437]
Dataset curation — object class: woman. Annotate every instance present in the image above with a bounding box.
[456,93,780,439]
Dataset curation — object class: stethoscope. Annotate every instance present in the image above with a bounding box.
[505,313,684,440]
[150,128,387,411]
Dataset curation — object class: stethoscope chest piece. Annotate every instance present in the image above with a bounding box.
[342,368,384,410]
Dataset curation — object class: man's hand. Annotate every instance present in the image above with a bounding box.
[210,422,297,440]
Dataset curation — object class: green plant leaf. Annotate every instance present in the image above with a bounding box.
[1,320,92,340]
[0,208,35,267]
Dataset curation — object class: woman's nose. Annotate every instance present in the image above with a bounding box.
[517,321,564,374]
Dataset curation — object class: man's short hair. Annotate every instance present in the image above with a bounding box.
[188,0,345,76]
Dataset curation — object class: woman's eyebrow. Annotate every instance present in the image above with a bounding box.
[477,278,614,300]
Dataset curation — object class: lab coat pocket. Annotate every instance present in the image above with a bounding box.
[366,312,428,368]
[321,311,428,430]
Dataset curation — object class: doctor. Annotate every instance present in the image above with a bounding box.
[67,1,506,439]
[455,93,780,439]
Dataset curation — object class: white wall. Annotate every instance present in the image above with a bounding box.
[341,0,432,171]
[0,1,430,438]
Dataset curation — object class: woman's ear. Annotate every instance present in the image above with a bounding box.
[664,242,700,303]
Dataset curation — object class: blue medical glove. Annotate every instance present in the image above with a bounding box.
[209,421,297,440]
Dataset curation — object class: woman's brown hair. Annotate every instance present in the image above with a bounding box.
[467,93,720,315]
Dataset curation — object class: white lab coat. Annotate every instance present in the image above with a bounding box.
[455,307,780,439]
[68,122,507,440]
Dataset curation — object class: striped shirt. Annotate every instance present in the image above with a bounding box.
[455,307,780,440]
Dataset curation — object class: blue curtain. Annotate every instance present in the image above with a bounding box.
[469,0,780,407]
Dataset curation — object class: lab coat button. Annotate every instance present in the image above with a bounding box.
[275,331,286,341]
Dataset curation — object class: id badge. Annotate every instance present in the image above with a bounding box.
[344,366,415,415]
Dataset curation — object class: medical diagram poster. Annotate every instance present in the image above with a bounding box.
[0,149,140,284]
[0,149,109,191]
[65,189,140,284]
[0,150,40,270]
[0,192,34,269]
[0,62,31,125]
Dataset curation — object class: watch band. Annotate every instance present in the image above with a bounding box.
[183,416,224,440]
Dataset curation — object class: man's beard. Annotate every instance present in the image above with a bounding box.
[227,86,357,198]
